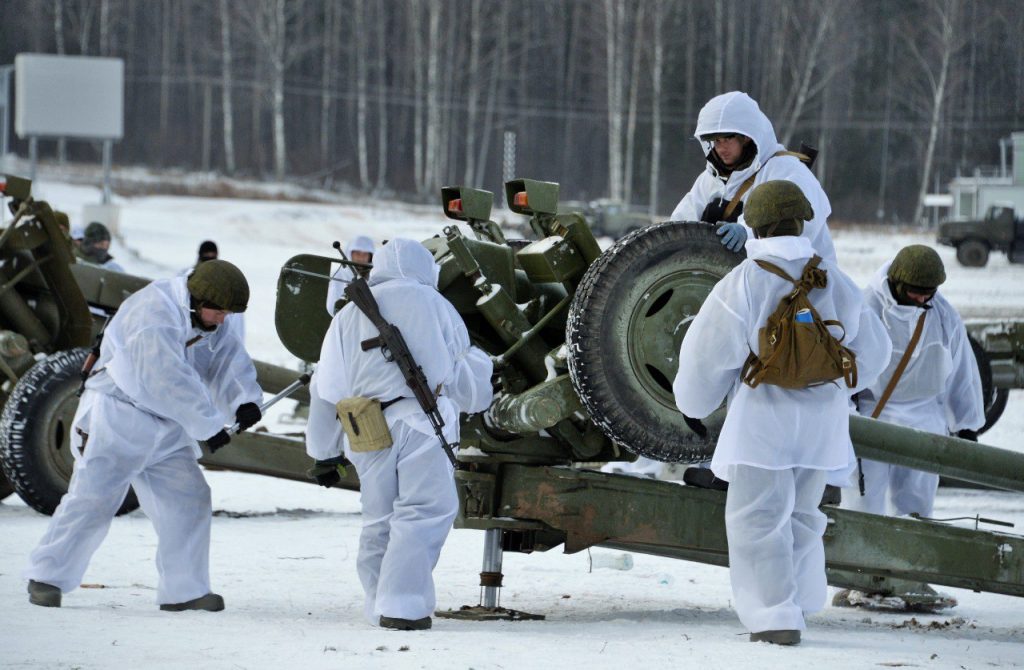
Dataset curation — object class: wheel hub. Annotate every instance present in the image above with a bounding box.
[627,269,720,408]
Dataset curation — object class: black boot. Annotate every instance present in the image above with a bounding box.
[379,615,432,630]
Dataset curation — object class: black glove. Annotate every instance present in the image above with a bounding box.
[956,429,978,442]
[307,457,347,488]
[235,402,262,432]
[205,429,231,453]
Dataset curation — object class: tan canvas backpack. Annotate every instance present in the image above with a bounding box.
[741,255,857,390]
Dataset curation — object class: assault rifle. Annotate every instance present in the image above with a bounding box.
[344,275,459,468]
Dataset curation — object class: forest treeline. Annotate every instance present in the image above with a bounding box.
[1,0,1022,223]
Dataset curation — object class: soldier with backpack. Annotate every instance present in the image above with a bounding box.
[834,245,984,612]
[672,180,891,645]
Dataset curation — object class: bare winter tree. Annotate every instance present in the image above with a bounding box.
[900,0,969,225]
[238,0,313,180]
[219,0,236,174]
[604,0,626,201]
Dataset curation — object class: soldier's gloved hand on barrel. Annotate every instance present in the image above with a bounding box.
[235,402,262,432]
[205,429,231,453]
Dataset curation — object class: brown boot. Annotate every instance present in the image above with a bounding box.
[750,629,801,645]
[28,580,62,608]
[160,593,225,612]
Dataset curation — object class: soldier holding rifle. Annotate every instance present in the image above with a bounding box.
[306,238,493,631]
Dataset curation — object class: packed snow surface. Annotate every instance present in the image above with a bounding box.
[1,179,1023,669]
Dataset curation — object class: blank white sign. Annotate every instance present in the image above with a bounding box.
[14,53,123,140]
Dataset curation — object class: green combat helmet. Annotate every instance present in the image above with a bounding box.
[187,259,250,313]
[745,180,814,238]
[83,221,111,244]
[888,244,946,305]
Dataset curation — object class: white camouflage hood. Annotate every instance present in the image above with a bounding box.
[368,238,438,289]
[694,91,784,176]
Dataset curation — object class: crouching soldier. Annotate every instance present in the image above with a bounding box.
[835,245,984,612]
[25,260,263,611]
[306,238,493,631]
[672,180,891,645]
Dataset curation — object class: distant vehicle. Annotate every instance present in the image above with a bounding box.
[937,204,1024,267]
[559,198,652,238]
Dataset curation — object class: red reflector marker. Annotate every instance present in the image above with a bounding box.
[448,198,463,214]
[513,191,529,208]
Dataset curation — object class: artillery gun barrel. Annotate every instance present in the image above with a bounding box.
[850,414,1024,493]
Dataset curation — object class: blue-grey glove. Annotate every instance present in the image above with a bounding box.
[716,222,747,252]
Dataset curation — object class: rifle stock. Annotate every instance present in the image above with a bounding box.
[344,277,459,468]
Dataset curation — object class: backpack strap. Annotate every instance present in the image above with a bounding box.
[721,150,812,221]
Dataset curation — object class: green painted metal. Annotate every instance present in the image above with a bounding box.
[850,415,1024,492]
[626,268,722,409]
[968,320,1024,389]
[486,375,583,434]
[505,178,559,216]
[457,464,1024,598]
[275,254,335,362]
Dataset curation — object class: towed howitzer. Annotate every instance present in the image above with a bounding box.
[344,274,459,468]
[270,178,1024,618]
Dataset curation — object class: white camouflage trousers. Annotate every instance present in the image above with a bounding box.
[347,419,458,624]
[25,392,213,606]
[725,465,828,633]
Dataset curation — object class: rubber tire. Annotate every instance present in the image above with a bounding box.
[956,240,989,267]
[966,333,1009,435]
[982,389,1009,434]
[0,469,13,501]
[567,221,742,462]
[0,348,139,516]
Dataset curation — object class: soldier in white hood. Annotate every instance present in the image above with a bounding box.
[671,91,836,265]
[306,238,493,631]
[835,245,984,611]
[325,235,375,316]
[673,181,890,645]
[25,260,263,612]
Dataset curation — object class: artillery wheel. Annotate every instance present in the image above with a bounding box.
[0,470,13,500]
[956,240,989,267]
[0,348,139,516]
[967,334,1010,434]
[567,222,742,462]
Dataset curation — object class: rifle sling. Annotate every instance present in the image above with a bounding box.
[721,150,811,221]
[870,310,927,419]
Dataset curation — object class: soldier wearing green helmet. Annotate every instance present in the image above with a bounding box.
[673,180,892,646]
[26,258,263,613]
[836,244,984,613]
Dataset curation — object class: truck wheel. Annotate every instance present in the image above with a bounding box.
[567,221,741,463]
[956,240,989,267]
[0,348,139,516]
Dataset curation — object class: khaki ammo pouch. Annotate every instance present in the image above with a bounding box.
[335,396,393,452]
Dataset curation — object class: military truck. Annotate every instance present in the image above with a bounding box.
[557,198,651,238]
[937,204,1024,267]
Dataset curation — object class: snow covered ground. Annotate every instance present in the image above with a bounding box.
[1,179,1023,669]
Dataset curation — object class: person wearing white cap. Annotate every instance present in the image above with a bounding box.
[325,235,375,316]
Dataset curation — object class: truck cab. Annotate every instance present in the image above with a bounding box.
[937,204,1024,267]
